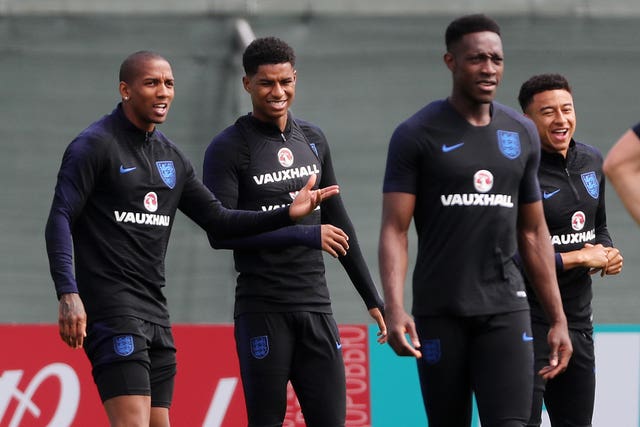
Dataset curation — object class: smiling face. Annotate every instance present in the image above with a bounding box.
[445,31,504,106]
[242,62,296,131]
[525,89,576,157]
[119,57,174,132]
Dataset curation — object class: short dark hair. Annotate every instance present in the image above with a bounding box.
[242,37,296,76]
[445,14,501,51]
[518,73,572,112]
[119,51,166,83]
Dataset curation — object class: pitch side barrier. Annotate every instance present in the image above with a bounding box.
[0,324,638,426]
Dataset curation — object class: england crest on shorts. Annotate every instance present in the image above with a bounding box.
[497,130,521,159]
[423,339,441,365]
[113,335,134,356]
[250,335,269,359]
[156,161,176,189]
[581,171,599,199]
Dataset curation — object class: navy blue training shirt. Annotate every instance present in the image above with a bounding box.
[527,140,612,328]
[383,100,541,317]
[203,114,384,317]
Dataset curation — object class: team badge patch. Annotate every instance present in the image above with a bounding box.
[113,335,134,356]
[423,339,441,365]
[156,161,176,189]
[497,130,521,159]
[250,335,269,359]
[581,171,599,199]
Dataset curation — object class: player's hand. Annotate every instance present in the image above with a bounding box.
[581,243,609,276]
[368,307,388,344]
[538,322,572,380]
[385,306,421,358]
[288,174,339,221]
[321,224,349,258]
[603,247,623,276]
[58,293,87,349]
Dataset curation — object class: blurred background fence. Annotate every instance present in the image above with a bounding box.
[1,1,638,325]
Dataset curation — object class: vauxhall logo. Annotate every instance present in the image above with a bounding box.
[0,363,80,426]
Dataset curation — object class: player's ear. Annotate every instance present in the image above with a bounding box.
[119,82,130,100]
[443,52,455,72]
[242,75,251,93]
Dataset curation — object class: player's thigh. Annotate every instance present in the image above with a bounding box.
[472,310,533,427]
[290,312,346,427]
[103,394,151,426]
[235,312,295,426]
[545,328,595,427]
[84,316,153,402]
[414,315,473,427]
[147,323,177,409]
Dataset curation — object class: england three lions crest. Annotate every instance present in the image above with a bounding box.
[497,130,521,160]
[581,171,599,199]
[113,335,134,356]
[156,161,176,189]
[423,339,441,365]
[250,335,269,359]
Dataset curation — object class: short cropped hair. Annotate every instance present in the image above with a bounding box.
[119,50,166,83]
[518,73,572,112]
[242,37,296,76]
[445,14,501,51]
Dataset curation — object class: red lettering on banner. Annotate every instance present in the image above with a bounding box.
[0,325,104,426]
[283,325,371,427]
[0,324,371,426]
[342,326,371,427]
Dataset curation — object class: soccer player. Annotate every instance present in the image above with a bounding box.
[202,37,386,427]
[603,123,640,225]
[45,50,337,427]
[518,73,623,427]
[379,14,572,426]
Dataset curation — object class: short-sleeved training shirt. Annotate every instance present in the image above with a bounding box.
[383,99,541,317]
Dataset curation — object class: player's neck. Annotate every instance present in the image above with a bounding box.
[448,96,492,127]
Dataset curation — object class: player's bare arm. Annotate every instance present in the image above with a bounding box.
[379,192,421,358]
[517,201,572,379]
[603,128,640,225]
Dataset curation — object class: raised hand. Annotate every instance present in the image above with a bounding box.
[288,174,339,221]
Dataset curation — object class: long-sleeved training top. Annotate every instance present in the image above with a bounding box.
[45,104,294,326]
[203,113,384,317]
[527,139,612,329]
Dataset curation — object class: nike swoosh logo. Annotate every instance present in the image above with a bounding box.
[442,142,464,153]
[543,189,560,199]
[336,342,343,350]
[120,165,137,174]
[522,332,534,342]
